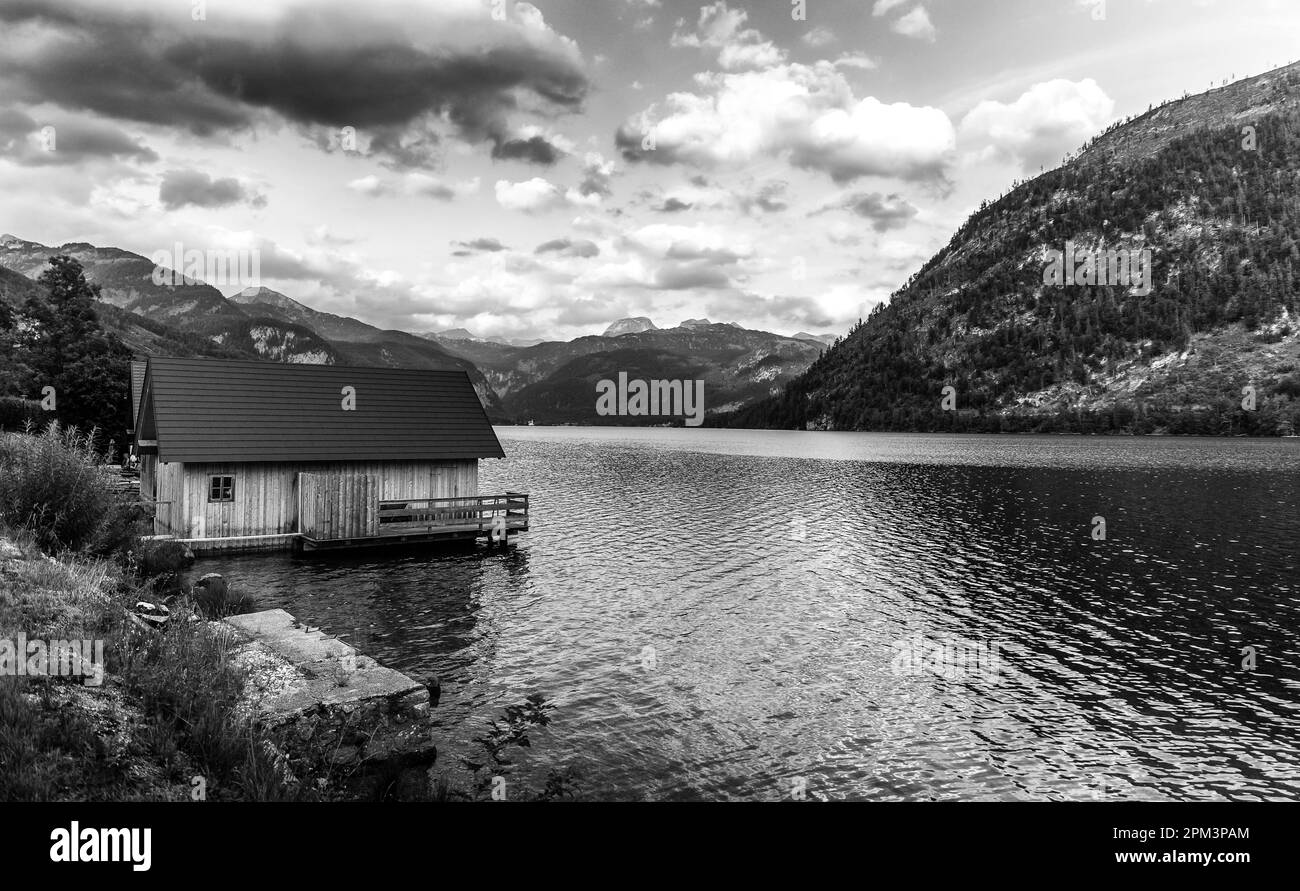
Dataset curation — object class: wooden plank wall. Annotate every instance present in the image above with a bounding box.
[299,473,378,539]
[154,461,184,535]
[156,460,478,539]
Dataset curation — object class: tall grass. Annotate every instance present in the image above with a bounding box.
[0,425,298,800]
[110,607,301,799]
[0,423,140,555]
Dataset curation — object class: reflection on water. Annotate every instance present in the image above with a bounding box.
[197,430,1300,800]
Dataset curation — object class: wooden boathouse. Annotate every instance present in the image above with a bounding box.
[133,356,528,554]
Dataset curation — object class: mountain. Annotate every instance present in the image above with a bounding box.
[1,258,256,361]
[423,328,543,347]
[436,327,479,341]
[0,237,338,364]
[0,242,505,415]
[793,332,838,346]
[229,287,503,410]
[0,263,41,304]
[722,63,1300,436]
[502,348,707,425]
[603,317,658,337]
[426,321,826,424]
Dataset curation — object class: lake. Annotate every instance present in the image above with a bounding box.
[196,429,1300,801]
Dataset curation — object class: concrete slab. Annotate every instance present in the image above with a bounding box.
[223,609,436,771]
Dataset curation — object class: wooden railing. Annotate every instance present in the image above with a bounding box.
[375,492,529,537]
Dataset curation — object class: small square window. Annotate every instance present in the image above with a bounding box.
[208,475,234,503]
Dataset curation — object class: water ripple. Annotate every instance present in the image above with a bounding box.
[196,429,1300,800]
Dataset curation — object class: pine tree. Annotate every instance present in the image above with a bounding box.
[15,256,133,455]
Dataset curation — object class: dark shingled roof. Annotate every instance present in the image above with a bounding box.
[137,357,504,462]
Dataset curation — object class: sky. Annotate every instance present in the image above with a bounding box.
[1,0,1298,341]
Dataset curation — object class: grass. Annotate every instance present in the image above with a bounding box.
[0,426,304,801]
[0,423,142,556]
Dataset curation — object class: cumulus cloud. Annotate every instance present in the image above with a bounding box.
[872,0,912,15]
[819,191,919,232]
[671,1,787,71]
[535,237,600,257]
[833,53,878,71]
[893,7,937,41]
[801,27,836,48]
[575,151,616,198]
[616,62,955,183]
[647,177,788,215]
[0,108,157,166]
[495,177,566,213]
[347,172,480,200]
[492,134,565,165]
[159,169,265,210]
[0,0,589,166]
[453,237,509,255]
[959,78,1115,172]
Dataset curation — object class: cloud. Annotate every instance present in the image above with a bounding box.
[745,180,789,213]
[801,27,836,48]
[872,0,912,16]
[347,172,480,200]
[670,1,787,71]
[535,237,599,257]
[0,0,589,166]
[575,151,616,198]
[656,196,694,212]
[0,108,157,166]
[820,191,919,231]
[159,169,265,210]
[616,62,954,183]
[454,237,509,254]
[653,260,731,289]
[893,7,937,41]
[495,177,565,212]
[491,134,565,165]
[833,53,878,71]
[959,78,1115,172]
[629,222,752,264]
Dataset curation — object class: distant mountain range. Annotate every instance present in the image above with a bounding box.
[0,235,503,413]
[723,62,1300,436]
[0,238,835,425]
[430,328,546,348]
[421,317,827,423]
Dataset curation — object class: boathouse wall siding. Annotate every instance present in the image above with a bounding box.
[151,459,478,538]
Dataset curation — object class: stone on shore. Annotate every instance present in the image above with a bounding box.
[222,609,437,774]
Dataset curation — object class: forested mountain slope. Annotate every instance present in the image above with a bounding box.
[722,63,1300,435]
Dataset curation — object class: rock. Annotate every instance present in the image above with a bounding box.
[194,573,228,599]
[131,600,171,627]
[139,539,194,577]
[193,573,254,617]
[330,745,361,767]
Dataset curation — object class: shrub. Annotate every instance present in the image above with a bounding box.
[111,607,299,799]
[1274,373,1300,399]
[135,539,194,596]
[0,398,43,432]
[0,424,136,555]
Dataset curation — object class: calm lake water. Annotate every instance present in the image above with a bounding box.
[197,429,1300,801]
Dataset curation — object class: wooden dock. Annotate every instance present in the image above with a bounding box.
[298,491,529,552]
[142,492,529,555]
